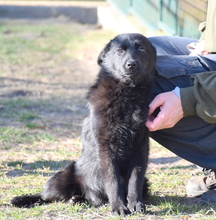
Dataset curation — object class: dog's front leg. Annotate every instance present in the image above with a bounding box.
[99,148,129,216]
[127,164,146,213]
[127,137,148,213]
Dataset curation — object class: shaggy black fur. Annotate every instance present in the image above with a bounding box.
[11,33,156,215]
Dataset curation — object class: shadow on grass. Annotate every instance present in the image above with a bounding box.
[0,77,91,96]
[147,194,216,216]
[161,165,196,170]
[4,159,73,177]
[150,156,182,164]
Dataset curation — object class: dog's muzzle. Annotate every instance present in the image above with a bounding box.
[126,60,137,70]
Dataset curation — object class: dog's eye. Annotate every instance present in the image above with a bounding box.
[118,48,124,54]
[139,48,145,53]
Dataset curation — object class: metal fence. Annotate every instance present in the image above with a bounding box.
[107,0,207,39]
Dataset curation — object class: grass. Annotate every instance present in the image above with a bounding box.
[0,127,55,144]
[0,20,216,219]
[0,21,114,81]
[0,23,78,65]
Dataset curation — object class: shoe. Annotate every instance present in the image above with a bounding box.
[186,169,216,197]
[200,190,216,205]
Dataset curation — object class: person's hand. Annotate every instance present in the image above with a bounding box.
[188,40,210,56]
[145,91,184,131]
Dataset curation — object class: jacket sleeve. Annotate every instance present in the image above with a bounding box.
[180,71,216,123]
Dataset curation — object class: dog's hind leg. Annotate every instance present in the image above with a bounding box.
[11,161,82,208]
[69,195,86,205]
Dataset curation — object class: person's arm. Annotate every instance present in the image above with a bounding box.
[181,71,216,123]
[146,71,216,131]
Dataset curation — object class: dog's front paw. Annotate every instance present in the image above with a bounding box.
[128,200,146,213]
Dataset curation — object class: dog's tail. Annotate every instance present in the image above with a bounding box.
[11,193,46,208]
[11,161,82,208]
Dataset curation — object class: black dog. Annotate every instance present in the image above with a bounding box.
[11,33,156,215]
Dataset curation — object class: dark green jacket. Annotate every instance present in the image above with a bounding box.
[181,71,216,123]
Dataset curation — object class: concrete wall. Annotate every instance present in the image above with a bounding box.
[0,5,98,24]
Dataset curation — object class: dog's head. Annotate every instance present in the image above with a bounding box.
[97,33,156,84]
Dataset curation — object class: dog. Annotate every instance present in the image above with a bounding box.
[11,33,156,215]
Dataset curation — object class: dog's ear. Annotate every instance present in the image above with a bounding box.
[150,43,157,67]
[97,40,112,66]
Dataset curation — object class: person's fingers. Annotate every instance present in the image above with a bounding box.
[148,95,164,115]
[146,111,164,131]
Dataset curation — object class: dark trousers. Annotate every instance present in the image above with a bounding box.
[148,36,216,170]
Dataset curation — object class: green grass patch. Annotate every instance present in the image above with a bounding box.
[19,112,39,122]
[0,24,71,64]
[0,99,49,118]
[0,22,115,67]
[0,127,55,145]
[7,161,23,168]
[25,122,43,129]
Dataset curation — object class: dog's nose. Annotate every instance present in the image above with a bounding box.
[126,60,137,69]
